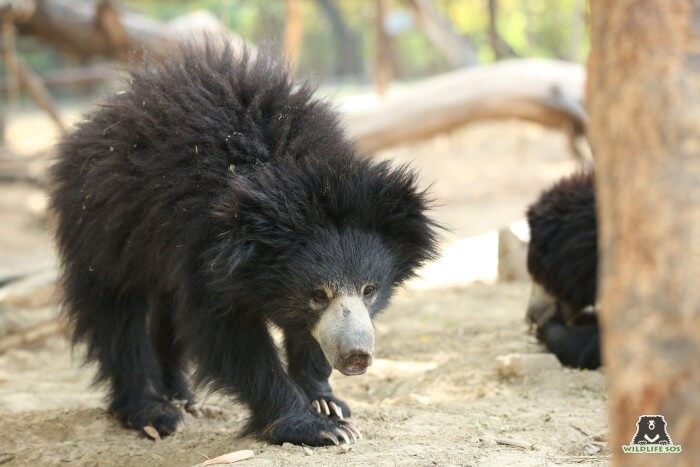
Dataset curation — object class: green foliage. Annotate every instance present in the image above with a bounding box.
[5,0,589,88]
[123,0,588,78]
[441,0,589,61]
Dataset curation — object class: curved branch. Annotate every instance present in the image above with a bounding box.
[344,59,587,161]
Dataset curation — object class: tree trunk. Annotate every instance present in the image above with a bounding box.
[374,0,393,95]
[486,0,516,60]
[588,1,700,465]
[1,18,20,106]
[0,62,118,93]
[1,6,65,132]
[315,0,363,78]
[284,0,303,74]
[14,56,66,132]
[407,0,478,67]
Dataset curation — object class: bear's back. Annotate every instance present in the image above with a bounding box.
[49,40,353,289]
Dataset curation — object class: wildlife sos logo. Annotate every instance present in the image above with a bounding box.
[622,415,682,454]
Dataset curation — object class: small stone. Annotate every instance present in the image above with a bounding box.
[338,445,352,454]
[303,447,313,456]
[496,353,562,379]
[480,437,497,446]
[583,443,603,455]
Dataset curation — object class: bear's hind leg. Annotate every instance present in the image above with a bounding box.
[150,293,195,410]
[284,327,350,419]
[63,270,182,436]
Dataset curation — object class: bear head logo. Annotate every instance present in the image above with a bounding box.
[631,415,672,445]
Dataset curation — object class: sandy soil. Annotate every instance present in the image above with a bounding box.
[0,108,607,466]
[0,284,608,466]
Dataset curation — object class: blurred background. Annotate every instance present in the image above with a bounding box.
[0,0,590,285]
[3,0,589,85]
[0,2,607,466]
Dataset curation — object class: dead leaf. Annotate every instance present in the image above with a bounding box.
[202,449,254,465]
[142,425,161,443]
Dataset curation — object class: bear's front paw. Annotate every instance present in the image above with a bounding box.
[310,396,351,419]
[267,412,361,446]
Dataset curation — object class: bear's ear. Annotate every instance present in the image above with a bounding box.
[370,162,442,284]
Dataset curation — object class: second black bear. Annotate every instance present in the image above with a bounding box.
[49,42,439,445]
[525,172,600,369]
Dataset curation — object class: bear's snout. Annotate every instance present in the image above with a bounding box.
[339,351,372,376]
[311,294,375,376]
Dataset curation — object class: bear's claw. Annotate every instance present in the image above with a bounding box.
[319,430,339,445]
[319,423,360,445]
[336,427,350,444]
[329,401,343,419]
[311,398,345,419]
[346,423,362,440]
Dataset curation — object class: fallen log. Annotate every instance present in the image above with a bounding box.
[343,59,587,162]
[15,1,244,60]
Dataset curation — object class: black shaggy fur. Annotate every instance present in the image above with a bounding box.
[49,41,438,445]
[526,172,600,369]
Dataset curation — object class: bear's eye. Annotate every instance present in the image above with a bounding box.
[312,289,329,303]
[362,285,376,297]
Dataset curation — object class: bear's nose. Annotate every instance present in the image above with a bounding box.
[339,351,371,376]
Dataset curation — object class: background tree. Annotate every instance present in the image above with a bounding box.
[373,0,393,95]
[283,0,303,74]
[314,0,362,78]
[407,0,478,67]
[588,0,700,464]
[486,0,516,59]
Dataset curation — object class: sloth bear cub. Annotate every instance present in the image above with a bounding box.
[525,172,600,369]
[49,42,438,445]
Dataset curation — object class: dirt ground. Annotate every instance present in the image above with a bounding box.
[0,284,608,466]
[0,108,607,466]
